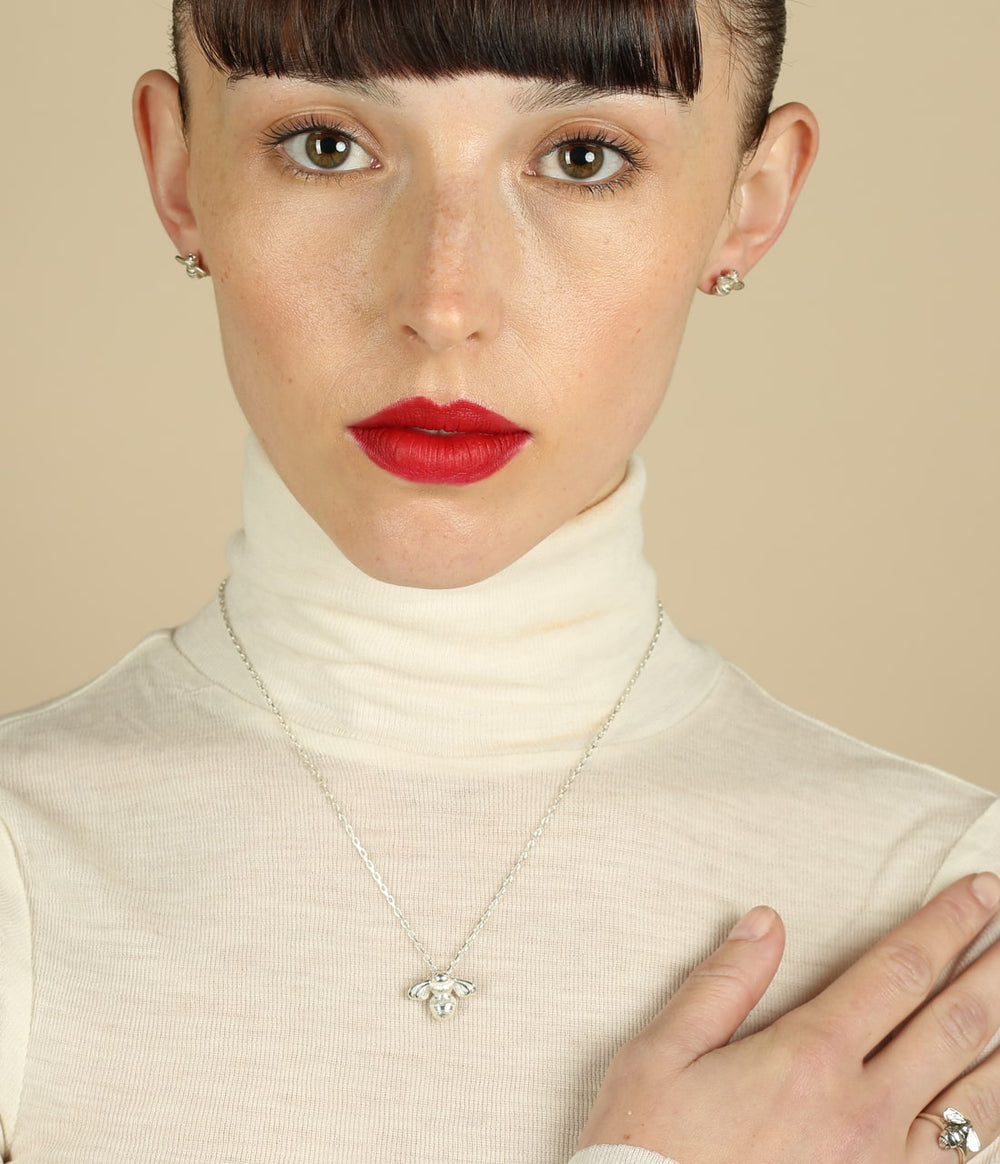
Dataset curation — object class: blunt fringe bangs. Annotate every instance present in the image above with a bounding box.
[174,0,786,154]
[176,0,703,99]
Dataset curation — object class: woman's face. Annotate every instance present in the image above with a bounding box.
[161,31,772,587]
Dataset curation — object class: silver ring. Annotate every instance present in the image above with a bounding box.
[917,1108,982,1164]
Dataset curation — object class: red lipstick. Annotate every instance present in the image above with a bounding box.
[349,397,531,485]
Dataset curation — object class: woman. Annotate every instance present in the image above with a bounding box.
[1,1,998,1161]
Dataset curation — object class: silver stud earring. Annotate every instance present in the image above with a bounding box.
[175,253,209,280]
[713,270,745,296]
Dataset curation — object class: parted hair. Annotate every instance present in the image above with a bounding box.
[172,0,786,156]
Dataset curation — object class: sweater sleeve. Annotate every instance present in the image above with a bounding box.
[918,797,1000,1164]
[569,1148,676,1163]
[922,798,1000,984]
[0,814,32,1156]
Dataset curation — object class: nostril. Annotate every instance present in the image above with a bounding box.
[400,324,481,351]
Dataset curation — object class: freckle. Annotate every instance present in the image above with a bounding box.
[624,1135,631,1141]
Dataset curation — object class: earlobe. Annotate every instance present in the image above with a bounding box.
[700,102,820,296]
[132,70,202,264]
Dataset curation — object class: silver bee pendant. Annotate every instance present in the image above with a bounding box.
[408,973,476,1019]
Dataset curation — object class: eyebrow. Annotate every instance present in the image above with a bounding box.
[229,74,685,111]
[510,79,687,113]
[226,74,403,103]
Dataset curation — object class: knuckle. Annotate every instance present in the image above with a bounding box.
[959,1080,1000,1140]
[632,1022,707,1064]
[784,1009,846,1049]
[774,1014,847,1084]
[936,993,991,1054]
[935,890,984,941]
[879,939,936,997]
[796,1029,846,1081]
[685,960,760,1012]
[687,958,754,990]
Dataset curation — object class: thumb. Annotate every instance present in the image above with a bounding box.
[637,906,786,1067]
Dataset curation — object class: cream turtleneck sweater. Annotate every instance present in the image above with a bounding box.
[1,436,997,1164]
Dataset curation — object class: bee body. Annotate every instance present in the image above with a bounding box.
[408,972,476,1019]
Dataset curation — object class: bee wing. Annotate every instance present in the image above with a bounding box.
[408,981,433,1001]
[452,979,476,997]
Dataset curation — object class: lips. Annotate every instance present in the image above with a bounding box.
[348,396,531,485]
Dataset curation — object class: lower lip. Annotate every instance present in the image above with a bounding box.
[349,427,531,485]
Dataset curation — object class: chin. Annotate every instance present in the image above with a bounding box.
[322,465,558,590]
[302,447,626,590]
[344,540,516,590]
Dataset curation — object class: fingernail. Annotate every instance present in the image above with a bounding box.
[727,906,776,941]
[971,873,1000,910]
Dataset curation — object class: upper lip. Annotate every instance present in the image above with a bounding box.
[350,396,527,434]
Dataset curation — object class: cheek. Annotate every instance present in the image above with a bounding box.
[550,205,713,473]
[205,196,379,431]
[542,218,703,416]
[563,162,735,405]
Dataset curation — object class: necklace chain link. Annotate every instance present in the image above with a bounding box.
[218,579,663,997]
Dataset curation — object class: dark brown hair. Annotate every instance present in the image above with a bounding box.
[173,0,785,157]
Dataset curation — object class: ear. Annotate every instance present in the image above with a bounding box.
[133,70,205,269]
[699,102,820,294]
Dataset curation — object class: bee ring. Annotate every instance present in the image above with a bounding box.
[916,1108,982,1164]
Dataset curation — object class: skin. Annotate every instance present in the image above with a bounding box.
[133,21,1000,1164]
[134,24,817,588]
[576,875,1000,1162]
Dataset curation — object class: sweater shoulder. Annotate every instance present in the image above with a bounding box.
[689,660,996,813]
[660,661,1000,910]
[0,632,218,778]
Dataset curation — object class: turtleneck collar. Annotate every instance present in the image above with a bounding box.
[173,435,720,757]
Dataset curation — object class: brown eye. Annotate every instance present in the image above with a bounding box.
[305,131,352,169]
[281,128,374,175]
[535,137,631,187]
[559,143,605,181]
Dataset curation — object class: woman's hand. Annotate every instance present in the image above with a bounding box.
[576,873,1000,1163]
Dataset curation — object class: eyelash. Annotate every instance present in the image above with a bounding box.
[259,117,649,197]
[536,125,649,198]
[260,117,365,184]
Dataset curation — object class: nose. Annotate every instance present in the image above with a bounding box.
[385,178,508,353]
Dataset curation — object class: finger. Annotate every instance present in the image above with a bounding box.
[907,1050,1000,1164]
[908,1111,978,1164]
[804,874,1000,1056]
[871,921,1000,1108]
[633,905,785,1069]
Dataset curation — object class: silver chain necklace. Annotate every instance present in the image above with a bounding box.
[217,579,664,1019]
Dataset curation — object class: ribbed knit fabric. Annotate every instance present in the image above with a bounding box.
[0,434,997,1164]
[573,1151,670,1164]
[173,437,714,757]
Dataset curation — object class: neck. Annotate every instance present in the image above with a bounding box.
[174,436,718,757]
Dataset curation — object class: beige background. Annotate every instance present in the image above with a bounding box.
[2,2,997,791]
